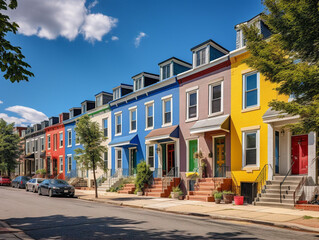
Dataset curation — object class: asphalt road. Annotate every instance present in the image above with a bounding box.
[0,186,318,240]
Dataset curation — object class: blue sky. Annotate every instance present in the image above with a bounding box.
[0,0,264,126]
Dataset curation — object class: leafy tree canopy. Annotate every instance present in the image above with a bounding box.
[0,0,34,82]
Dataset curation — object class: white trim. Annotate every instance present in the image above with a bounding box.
[114,111,122,115]
[242,130,260,168]
[144,100,154,105]
[59,131,63,148]
[145,101,154,130]
[59,155,63,173]
[186,88,199,121]
[115,148,122,170]
[128,106,137,111]
[115,113,122,136]
[67,129,72,147]
[209,80,224,116]
[242,71,260,110]
[162,96,173,127]
[129,107,137,133]
[67,155,72,173]
[229,46,247,58]
[185,85,199,92]
[146,144,155,169]
[47,134,51,150]
[161,94,173,100]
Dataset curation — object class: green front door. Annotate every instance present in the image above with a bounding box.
[130,148,137,175]
[214,137,226,177]
[161,144,166,176]
[189,140,198,172]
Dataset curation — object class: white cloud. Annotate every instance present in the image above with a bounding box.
[6,0,117,42]
[134,32,146,47]
[88,0,98,10]
[0,106,48,126]
[111,36,119,41]
[0,100,3,104]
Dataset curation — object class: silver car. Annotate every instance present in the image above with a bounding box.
[26,178,45,193]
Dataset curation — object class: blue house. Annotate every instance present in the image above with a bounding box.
[109,57,191,178]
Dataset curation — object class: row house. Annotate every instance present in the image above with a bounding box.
[109,58,191,179]
[23,121,48,176]
[13,127,27,177]
[45,113,69,179]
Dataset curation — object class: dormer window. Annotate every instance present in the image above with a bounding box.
[196,48,207,67]
[162,64,171,80]
[96,95,102,107]
[134,77,143,91]
[82,104,86,113]
[114,88,120,100]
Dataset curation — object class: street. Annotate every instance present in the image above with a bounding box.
[0,187,318,240]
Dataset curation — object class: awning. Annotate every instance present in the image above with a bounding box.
[108,134,139,147]
[24,153,35,159]
[262,107,299,123]
[190,114,230,135]
[145,125,179,143]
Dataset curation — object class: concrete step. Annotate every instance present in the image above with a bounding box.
[118,190,134,194]
[265,184,298,190]
[186,195,214,202]
[257,197,294,204]
[144,188,164,193]
[273,176,304,181]
[255,201,294,209]
[268,180,301,185]
[191,191,213,196]
[260,193,293,199]
[264,189,295,194]
[145,192,166,197]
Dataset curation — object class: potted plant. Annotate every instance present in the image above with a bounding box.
[214,192,223,204]
[223,191,235,204]
[200,160,207,178]
[171,187,183,200]
[134,161,152,196]
[136,187,143,196]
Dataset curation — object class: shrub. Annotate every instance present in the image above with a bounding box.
[36,169,46,175]
[223,191,234,194]
[214,192,223,199]
[172,186,183,196]
[135,161,152,192]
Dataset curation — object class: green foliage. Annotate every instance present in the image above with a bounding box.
[74,115,107,198]
[0,119,21,176]
[242,0,319,135]
[134,161,152,191]
[109,187,120,192]
[222,191,234,194]
[214,192,223,199]
[172,186,183,196]
[35,169,46,174]
[0,0,34,82]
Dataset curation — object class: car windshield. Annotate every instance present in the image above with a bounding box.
[50,180,68,185]
[37,179,44,183]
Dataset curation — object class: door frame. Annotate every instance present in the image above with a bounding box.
[212,135,226,177]
[186,138,199,172]
[128,147,137,175]
[291,134,308,175]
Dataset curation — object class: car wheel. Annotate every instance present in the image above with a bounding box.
[69,194,74,198]
[38,188,42,195]
[49,189,53,197]
[33,187,36,193]
[17,184,20,189]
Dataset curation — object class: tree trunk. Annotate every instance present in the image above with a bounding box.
[92,160,98,198]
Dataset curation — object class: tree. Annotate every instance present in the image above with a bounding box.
[0,0,34,82]
[135,161,152,193]
[74,115,107,198]
[242,0,319,135]
[0,119,21,176]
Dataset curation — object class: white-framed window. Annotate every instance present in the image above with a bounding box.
[134,77,143,91]
[59,132,63,148]
[145,102,154,130]
[103,151,108,170]
[196,48,207,66]
[67,155,72,172]
[186,89,198,120]
[103,118,108,137]
[209,81,223,115]
[96,95,102,107]
[242,130,260,167]
[67,129,72,147]
[116,149,122,169]
[35,138,38,152]
[113,88,121,100]
[243,72,260,109]
[115,112,122,136]
[129,107,137,133]
[47,135,51,150]
[146,145,155,168]
[41,137,44,151]
[162,96,172,126]
[59,156,63,173]
[162,64,171,80]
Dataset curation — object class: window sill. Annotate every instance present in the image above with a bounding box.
[59,146,63,149]
[208,111,224,118]
[161,123,172,128]
[115,133,122,137]
[185,117,198,123]
[242,165,260,173]
[241,106,260,113]
[75,143,80,146]
[145,127,154,131]
[67,145,72,148]
[129,130,137,134]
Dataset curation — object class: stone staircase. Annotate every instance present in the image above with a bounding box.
[186,178,232,202]
[118,183,136,194]
[145,178,180,198]
[98,176,121,192]
[254,175,304,208]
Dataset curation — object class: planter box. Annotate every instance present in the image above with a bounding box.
[223,193,234,204]
[171,192,180,199]
[136,191,143,196]
[215,199,221,204]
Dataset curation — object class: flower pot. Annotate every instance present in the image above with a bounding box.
[136,191,143,196]
[215,199,221,204]
[171,192,180,199]
[234,196,244,205]
[223,193,234,204]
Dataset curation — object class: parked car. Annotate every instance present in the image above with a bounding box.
[26,178,44,193]
[0,176,11,186]
[38,179,75,197]
[11,176,31,189]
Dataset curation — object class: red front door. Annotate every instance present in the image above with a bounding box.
[167,144,175,173]
[291,135,308,175]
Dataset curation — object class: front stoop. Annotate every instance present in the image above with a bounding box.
[254,175,304,209]
[186,178,232,202]
[145,178,181,198]
[118,184,136,194]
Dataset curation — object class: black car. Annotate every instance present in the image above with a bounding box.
[38,179,75,197]
[12,176,31,189]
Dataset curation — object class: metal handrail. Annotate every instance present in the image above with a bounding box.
[280,160,295,203]
[293,176,306,204]
[162,167,177,192]
[255,164,268,194]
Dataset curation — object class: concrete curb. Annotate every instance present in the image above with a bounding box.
[0,220,34,240]
[77,196,319,234]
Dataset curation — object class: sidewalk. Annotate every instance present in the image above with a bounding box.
[0,221,33,240]
[76,189,319,233]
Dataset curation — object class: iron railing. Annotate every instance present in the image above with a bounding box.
[231,171,240,195]
[293,176,307,204]
[215,165,230,178]
[280,160,295,203]
[162,167,178,192]
[255,164,268,195]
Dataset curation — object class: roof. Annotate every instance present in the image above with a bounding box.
[131,72,159,79]
[81,100,95,104]
[94,91,113,96]
[235,13,264,28]
[190,39,229,53]
[112,84,133,90]
[145,125,179,142]
[190,114,230,135]
[108,134,138,147]
[158,57,192,66]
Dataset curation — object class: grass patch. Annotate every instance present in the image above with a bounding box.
[303,215,314,219]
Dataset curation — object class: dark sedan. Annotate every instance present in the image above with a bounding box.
[38,179,75,197]
[12,176,31,188]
